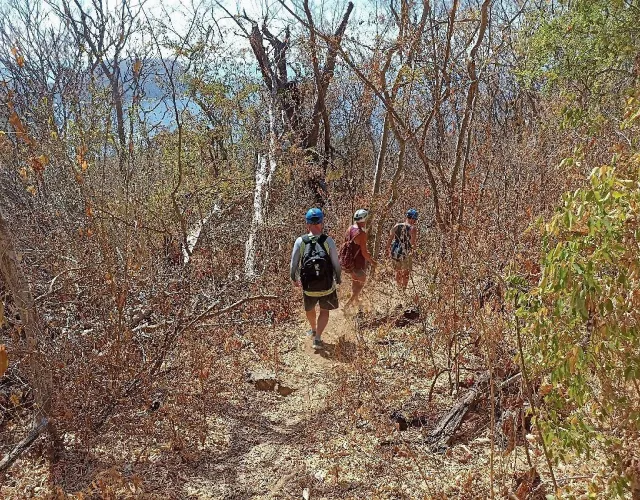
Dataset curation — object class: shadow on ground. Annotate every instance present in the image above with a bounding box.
[317,336,357,363]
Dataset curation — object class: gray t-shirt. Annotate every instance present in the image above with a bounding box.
[290,234,341,284]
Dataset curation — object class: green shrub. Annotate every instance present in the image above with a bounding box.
[513,96,640,496]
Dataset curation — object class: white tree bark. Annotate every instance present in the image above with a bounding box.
[182,203,221,264]
[245,98,278,277]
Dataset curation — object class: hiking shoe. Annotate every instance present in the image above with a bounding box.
[306,329,316,337]
[312,336,323,349]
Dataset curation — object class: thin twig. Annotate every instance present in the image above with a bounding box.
[34,266,89,302]
[182,294,279,334]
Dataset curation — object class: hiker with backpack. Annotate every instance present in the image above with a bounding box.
[290,208,342,349]
[387,209,419,292]
[339,208,377,312]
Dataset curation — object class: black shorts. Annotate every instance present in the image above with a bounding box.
[303,291,339,312]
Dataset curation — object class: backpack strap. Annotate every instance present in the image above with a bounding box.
[403,224,412,248]
[317,234,331,255]
[300,234,328,258]
[299,235,311,267]
[394,223,404,240]
[346,226,360,243]
[302,234,315,252]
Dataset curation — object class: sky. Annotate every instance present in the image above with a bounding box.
[141,0,377,41]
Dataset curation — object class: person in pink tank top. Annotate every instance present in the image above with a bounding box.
[344,209,377,311]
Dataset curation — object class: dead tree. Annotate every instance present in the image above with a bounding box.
[0,211,56,471]
[55,0,143,173]
[221,1,354,205]
[217,1,353,276]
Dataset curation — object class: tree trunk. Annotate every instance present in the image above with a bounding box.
[0,211,58,468]
[301,1,354,154]
[371,111,391,197]
[245,98,278,277]
[182,202,221,264]
[0,211,51,418]
[372,134,406,259]
[0,417,48,473]
[448,0,490,221]
[246,1,353,206]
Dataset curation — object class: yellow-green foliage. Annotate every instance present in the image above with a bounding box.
[513,96,640,496]
[519,0,640,127]
[144,123,252,223]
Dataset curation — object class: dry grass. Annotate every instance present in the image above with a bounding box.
[1,273,603,499]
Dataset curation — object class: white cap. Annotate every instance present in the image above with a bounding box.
[354,208,369,222]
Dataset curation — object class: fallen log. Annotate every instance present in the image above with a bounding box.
[0,417,49,473]
[388,371,523,444]
[427,372,490,449]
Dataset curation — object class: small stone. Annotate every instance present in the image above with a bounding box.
[314,469,327,482]
[246,369,278,391]
[276,384,295,396]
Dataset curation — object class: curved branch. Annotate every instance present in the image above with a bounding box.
[182,294,280,334]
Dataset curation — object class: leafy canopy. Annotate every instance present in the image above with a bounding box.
[520,0,640,126]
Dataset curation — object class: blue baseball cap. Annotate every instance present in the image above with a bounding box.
[406,208,418,220]
[305,208,324,224]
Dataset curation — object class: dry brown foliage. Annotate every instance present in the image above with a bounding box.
[0,0,625,498]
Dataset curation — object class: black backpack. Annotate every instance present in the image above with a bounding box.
[391,223,412,261]
[300,234,334,292]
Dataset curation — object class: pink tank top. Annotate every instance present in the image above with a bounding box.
[347,226,367,270]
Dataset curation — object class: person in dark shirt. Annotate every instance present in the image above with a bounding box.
[386,209,419,292]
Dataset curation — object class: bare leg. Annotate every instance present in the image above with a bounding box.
[400,271,410,291]
[346,276,366,308]
[316,309,330,338]
[396,270,409,292]
[305,308,317,332]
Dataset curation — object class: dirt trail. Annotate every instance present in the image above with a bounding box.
[181,277,553,499]
[2,283,390,499]
[186,270,454,497]
[0,276,593,498]
[183,284,400,499]
[3,275,556,499]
